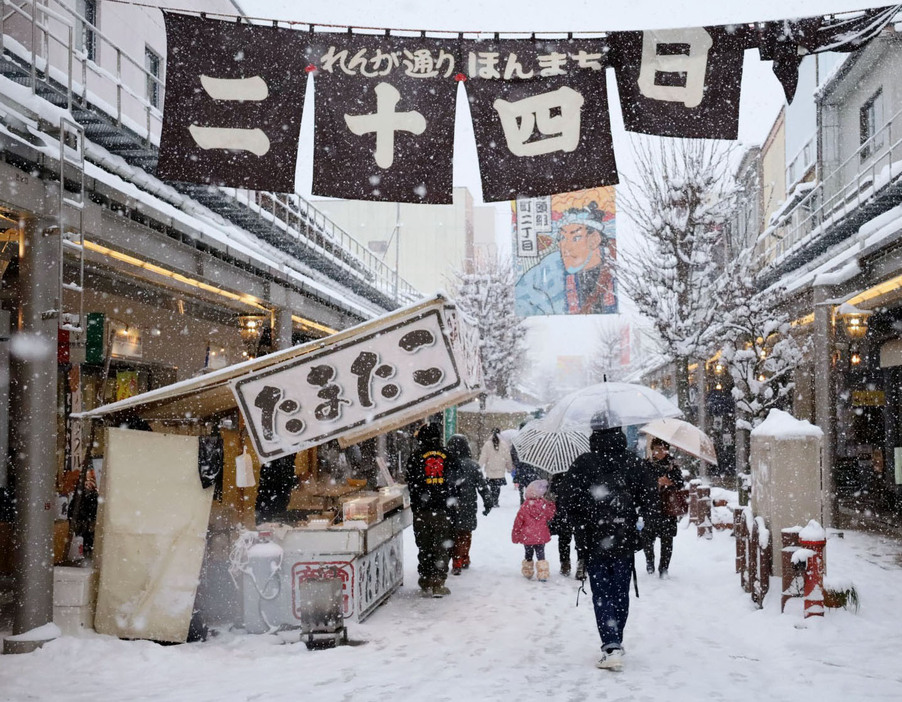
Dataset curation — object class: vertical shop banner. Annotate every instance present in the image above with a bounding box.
[310,34,460,204]
[609,26,752,140]
[156,13,309,192]
[463,38,618,202]
[513,186,616,317]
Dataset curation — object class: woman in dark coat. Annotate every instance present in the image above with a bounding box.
[446,434,494,575]
[642,438,686,578]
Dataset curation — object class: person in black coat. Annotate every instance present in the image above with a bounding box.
[548,472,579,576]
[255,453,297,523]
[560,420,659,670]
[642,438,686,578]
[404,422,460,597]
[446,434,493,575]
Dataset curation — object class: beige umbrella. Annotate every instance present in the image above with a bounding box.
[640,417,718,465]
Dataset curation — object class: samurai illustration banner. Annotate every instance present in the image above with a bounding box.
[310,34,461,204]
[513,186,617,317]
[156,13,309,192]
[462,38,618,202]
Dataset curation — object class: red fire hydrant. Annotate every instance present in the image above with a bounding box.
[798,520,827,619]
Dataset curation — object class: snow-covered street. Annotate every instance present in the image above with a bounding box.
[1,481,901,702]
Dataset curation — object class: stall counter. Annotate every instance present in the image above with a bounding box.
[243,504,412,631]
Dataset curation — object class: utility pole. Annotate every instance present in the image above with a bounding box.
[5,217,59,654]
[393,202,401,302]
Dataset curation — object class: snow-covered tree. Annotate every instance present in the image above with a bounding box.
[618,138,736,413]
[588,320,629,382]
[451,256,527,398]
[719,255,809,430]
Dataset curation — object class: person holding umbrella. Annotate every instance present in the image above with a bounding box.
[642,438,686,578]
[560,414,659,670]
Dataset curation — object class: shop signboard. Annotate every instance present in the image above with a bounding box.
[232,301,482,461]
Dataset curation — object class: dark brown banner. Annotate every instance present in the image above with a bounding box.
[309,34,461,204]
[156,13,309,192]
[463,38,618,202]
[609,26,753,141]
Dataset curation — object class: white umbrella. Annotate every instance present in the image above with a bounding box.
[510,421,590,475]
[540,382,682,433]
[640,417,718,465]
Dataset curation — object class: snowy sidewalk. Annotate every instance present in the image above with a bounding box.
[1,481,901,702]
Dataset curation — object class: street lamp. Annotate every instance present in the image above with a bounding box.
[238,314,267,359]
[836,302,871,340]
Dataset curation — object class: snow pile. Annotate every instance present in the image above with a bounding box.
[750,408,824,438]
[2,481,901,700]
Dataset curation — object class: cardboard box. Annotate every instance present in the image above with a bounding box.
[54,566,97,607]
[53,605,95,635]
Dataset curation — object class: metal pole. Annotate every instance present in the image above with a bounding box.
[0,310,9,490]
[813,287,836,529]
[5,217,59,654]
[393,202,400,302]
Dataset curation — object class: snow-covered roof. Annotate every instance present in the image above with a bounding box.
[457,395,539,413]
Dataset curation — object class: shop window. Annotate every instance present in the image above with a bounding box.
[145,46,162,109]
[860,88,884,161]
[76,0,97,61]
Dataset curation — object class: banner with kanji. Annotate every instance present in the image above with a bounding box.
[310,34,460,203]
[156,13,309,192]
[513,186,617,316]
[155,7,902,203]
[462,38,617,201]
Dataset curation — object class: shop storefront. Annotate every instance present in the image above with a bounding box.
[69,295,482,643]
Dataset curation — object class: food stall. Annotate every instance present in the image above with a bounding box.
[70,295,482,643]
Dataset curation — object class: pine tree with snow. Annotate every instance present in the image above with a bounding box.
[451,257,527,398]
[619,138,736,412]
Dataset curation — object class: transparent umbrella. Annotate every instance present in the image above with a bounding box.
[540,382,682,433]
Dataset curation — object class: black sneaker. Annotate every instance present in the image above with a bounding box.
[659,569,670,579]
[560,562,571,576]
[646,562,655,575]
[451,567,462,576]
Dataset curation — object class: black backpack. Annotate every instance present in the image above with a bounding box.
[564,454,645,559]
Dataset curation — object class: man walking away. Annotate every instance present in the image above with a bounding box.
[561,416,659,670]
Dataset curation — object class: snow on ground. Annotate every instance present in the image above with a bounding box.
[2,482,901,702]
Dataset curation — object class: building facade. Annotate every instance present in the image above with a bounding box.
[313,187,499,296]
[0,0,422,641]
[734,28,902,528]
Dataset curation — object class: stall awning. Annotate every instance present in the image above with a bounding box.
[73,294,483,458]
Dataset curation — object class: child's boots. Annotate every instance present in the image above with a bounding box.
[536,560,550,582]
[521,559,535,579]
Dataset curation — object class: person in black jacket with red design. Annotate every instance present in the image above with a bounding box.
[404,422,460,598]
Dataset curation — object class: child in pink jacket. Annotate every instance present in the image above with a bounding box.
[511,479,556,581]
